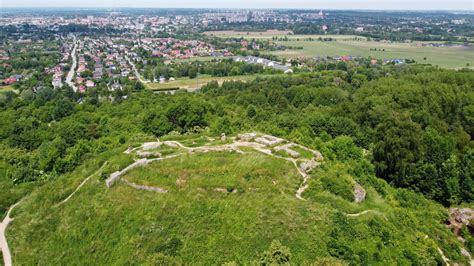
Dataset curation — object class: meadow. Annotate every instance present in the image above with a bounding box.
[204,31,473,69]
[146,74,275,91]
[268,40,474,69]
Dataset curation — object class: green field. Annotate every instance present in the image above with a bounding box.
[5,134,468,264]
[147,74,277,91]
[269,40,474,69]
[173,56,219,63]
[205,31,473,69]
[0,85,15,93]
[204,30,364,41]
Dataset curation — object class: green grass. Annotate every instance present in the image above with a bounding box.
[267,40,474,69]
[0,85,15,93]
[205,31,473,68]
[174,56,219,63]
[147,74,276,91]
[291,146,315,160]
[0,160,36,219]
[124,151,302,193]
[5,135,468,264]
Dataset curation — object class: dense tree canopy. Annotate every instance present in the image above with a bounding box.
[1,65,473,206]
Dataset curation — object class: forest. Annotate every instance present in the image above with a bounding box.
[1,64,473,210]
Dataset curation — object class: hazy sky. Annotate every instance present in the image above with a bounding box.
[1,0,473,10]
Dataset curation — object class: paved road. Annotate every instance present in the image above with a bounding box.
[126,55,147,83]
[66,37,78,92]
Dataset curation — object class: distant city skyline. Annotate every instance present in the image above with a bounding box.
[1,0,473,11]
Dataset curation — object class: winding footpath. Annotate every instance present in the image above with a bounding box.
[56,162,108,207]
[0,201,21,266]
[66,36,78,92]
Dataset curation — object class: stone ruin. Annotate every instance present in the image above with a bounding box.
[106,158,151,188]
[255,135,284,146]
[299,158,320,174]
[354,183,366,203]
[274,143,300,158]
[447,208,474,236]
[238,132,257,142]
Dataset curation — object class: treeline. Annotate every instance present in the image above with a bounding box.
[0,65,473,206]
[140,59,281,80]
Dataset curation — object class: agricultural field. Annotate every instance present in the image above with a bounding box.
[5,133,468,264]
[269,40,474,69]
[204,31,364,41]
[204,31,473,68]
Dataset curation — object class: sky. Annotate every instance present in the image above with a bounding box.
[1,0,473,11]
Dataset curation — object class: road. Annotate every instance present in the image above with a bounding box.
[125,55,147,83]
[66,36,78,92]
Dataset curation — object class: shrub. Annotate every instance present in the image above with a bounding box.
[320,174,354,202]
[258,240,292,265]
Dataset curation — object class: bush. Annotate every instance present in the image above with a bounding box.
[258,240,292,265]
[320,174,354,201]
[327,136,363,161]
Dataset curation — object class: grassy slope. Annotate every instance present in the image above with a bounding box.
[268,40,474,69]
[0,161,36,219]
[5,135,467,264]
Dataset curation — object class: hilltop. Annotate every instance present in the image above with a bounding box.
[1,65,473,264]
[1,132,472,264]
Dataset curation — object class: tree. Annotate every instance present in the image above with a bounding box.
[134,81,145,91]
[166,97,208,133]
[373,114,423,188]
[143,112,173,137]
[328,136,363,161]
[213,117,232,135]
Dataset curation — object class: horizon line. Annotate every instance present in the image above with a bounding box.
[1,7,473,12]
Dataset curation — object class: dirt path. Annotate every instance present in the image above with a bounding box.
[56,162,108,207]
[346,210,377,217]
[121,178,168,193]
[437,248,450,265]
[0,201,22,266]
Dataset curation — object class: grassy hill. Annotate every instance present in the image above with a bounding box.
[5,133,469,264]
